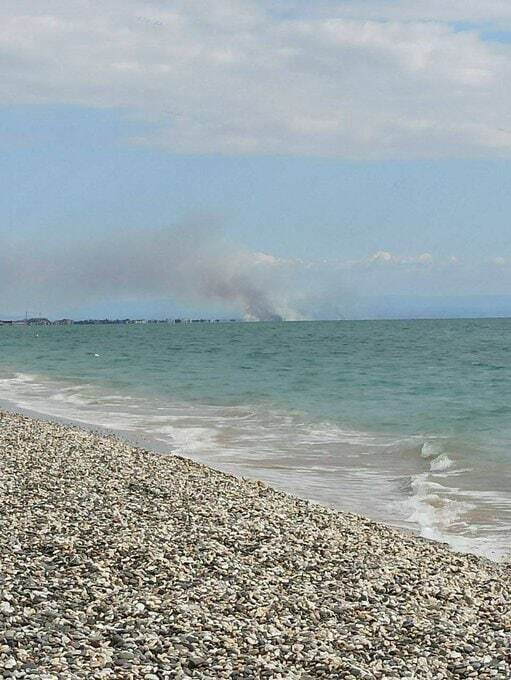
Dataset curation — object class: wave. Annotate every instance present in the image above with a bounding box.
[0,369,509,560]
[430,453,453,472]
[421,441,444,458]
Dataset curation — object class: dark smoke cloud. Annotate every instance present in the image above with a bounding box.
[0,225,303,320]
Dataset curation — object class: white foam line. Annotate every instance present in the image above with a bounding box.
[1,368,509,560]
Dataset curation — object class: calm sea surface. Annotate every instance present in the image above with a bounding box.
[1,319,510,560]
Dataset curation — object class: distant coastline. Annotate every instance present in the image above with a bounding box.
[3,312,511,326]
[0,317,242,327]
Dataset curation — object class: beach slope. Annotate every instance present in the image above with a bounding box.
[0,411,509,678]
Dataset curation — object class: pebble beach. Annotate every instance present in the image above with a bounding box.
[0,410,510,679]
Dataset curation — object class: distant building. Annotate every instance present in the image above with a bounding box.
[26,318,51,326]
[0,316,243,326]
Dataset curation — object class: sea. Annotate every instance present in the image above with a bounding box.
[1,318,510,561]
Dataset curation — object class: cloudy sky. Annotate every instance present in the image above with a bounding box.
[2,0,511,319]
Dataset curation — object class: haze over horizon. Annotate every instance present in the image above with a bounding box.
[2,1,511,320]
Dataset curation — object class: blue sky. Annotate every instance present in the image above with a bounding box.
[1,1,511,319]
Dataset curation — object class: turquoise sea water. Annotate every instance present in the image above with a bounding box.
[1,319,510,559]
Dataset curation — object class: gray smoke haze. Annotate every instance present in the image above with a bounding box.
[3,225,509,320]
[0,225,305,320]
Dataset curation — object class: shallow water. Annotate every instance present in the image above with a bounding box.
[0,319,510,560]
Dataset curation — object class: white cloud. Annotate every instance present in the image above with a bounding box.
[369,251,395,263]
[358,251,435,266]
[491,256,511,266]
[250,251,303,267]
[1,1,511,158]
[295,1,511,25]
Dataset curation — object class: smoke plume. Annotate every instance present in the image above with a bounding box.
[0,224,303,320]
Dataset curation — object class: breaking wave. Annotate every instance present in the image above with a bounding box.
[0,370,509,560]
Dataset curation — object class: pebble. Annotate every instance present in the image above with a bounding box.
[0,410,509,678]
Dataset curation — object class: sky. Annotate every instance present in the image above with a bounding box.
[1,0,511,320]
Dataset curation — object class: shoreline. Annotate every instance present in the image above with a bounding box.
[1,395,506,564]
[1,410,510,678]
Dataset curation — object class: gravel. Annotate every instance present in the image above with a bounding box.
[0,410,509,678]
